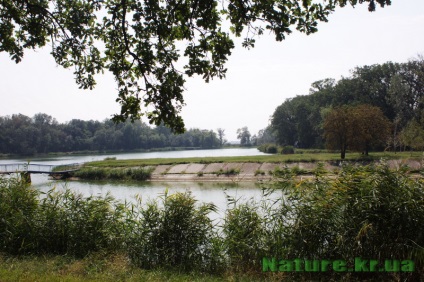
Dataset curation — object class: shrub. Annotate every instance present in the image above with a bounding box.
[128,191,224,273]
[0,177,39,254]
[266,144,278,154]
[281,146,295,154]
[0,177,128,257]
[270,163,424,280]
[223,203,265,272]
[257,143,279,154]
[35,190,129,257]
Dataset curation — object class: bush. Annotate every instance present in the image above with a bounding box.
[281,146,295,154]
[268,163,424,280]
[0,177,38,254]
[128,191,225,273]
[223,203,265,272]
[257,143,279,154]
[266,144,278,154]
[0,177,128,257]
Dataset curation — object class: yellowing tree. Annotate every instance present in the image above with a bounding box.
[324,105,391,159]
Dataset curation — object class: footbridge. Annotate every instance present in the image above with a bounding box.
[0,163,82,182]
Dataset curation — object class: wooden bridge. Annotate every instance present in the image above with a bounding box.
[0,163,82,182]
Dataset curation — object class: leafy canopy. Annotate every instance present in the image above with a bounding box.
[0,0,391,133]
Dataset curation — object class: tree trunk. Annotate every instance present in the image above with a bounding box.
[341,144,346,160]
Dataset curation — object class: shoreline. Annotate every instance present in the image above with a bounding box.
[148,159,424,181]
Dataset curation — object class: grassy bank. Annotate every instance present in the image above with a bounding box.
[1,163,424,281]
[85,151,424,168]
[73,167,153,180]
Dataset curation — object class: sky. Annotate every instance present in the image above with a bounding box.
[1,1,423,142]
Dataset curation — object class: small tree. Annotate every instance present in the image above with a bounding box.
[237,127,251,147]
[216,128,227,147]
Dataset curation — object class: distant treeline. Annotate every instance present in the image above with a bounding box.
[269,56,424,150]
[0,114,222,155]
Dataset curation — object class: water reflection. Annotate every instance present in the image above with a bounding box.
[31,176,268,221]
[1,148,272,221]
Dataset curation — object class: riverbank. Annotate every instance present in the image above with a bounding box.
[77,158,424,182]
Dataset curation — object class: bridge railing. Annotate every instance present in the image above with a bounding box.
[51,163,82,172]
[0,163,83,174]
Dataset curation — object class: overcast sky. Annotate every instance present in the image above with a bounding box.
[1,1,423,141]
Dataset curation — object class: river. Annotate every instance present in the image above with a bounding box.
[1,148,274,219]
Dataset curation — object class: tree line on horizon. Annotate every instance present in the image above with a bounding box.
[0,114,226,155]
[267,56,424,156]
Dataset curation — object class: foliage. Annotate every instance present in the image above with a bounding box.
[216,128,227,147]
[74,167,152,181]
[0,0,390,132]
[323,104,391,159]
[128,191,224,273]
[0,177,39,255]
[281,146,295,154]
[251,163,424,280]
[400,119,424,151]
[2,161,424,280]
[0,114,221,155]
[270,57,424,151]
[0,178,129,257]
[254,126,276,146]
[257,143,278,154]
[236,127,251,146]
[223,203,265,272]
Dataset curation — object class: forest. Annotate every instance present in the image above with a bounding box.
[2,57,424,157]
[268,56,424,155]
[0,115,223,155]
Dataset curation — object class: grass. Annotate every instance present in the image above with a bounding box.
[0,253,227,282]
[215,168,240,176]
[73,167,153,181]
[83,151,424,168]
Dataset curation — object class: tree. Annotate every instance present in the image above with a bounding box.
[255,126,275,145]
[271,100,298,146]
[237,127,251,146]
[323,106,351,159]
[0,0,391,133]
[216,128,227,147]
[400,119,424,152]
[323,105,391,159]
[349,104,391,155]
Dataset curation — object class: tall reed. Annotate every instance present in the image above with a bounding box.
[1,162,423,280]
[128,191,225,273]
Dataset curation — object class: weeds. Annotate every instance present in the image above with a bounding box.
[215,168,240,176]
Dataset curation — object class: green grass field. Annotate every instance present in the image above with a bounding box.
[85,151,424,168]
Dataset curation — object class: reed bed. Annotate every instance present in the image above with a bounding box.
[1,162,423,280]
